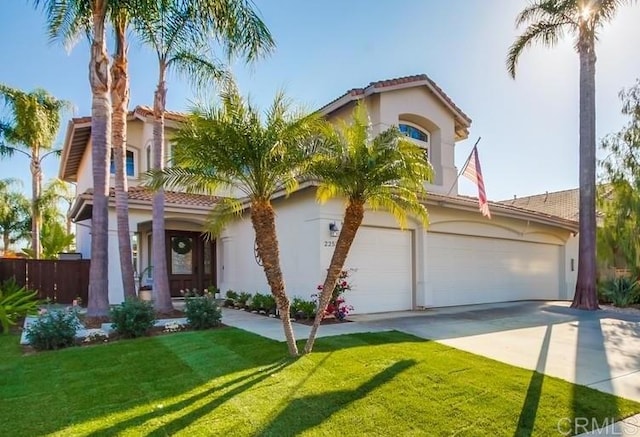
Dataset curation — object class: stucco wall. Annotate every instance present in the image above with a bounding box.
[324,87,460,196]
[219,189,322,300]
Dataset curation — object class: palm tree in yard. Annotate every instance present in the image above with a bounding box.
[132,0,274,313]
[0,85,69,260]
[147,81,321,356]
[111,7,136,298]
[35,0,114,317]
[0,179,30,256]
[303,103,433,354]
[506,0,634,310]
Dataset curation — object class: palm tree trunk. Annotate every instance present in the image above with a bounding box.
[304,200,365,354]
[111,16,136,300]
[151,67,172,313]
[3,232,10,254]
[251,199,298,356]
[30,150,41,259]
[572,29,599,310]
[87,0,111,318]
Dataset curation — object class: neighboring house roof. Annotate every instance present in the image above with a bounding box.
[318,74,472,140]
[497,188,579,221]
[69,187,220,222]
[59,106,188,182]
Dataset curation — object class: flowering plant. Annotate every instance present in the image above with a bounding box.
[314,270,354,321]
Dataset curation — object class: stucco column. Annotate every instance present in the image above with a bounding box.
[415,225,429,308]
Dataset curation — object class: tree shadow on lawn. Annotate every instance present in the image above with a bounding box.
[86,358,293,436]
[0,328,294,437]
[253,359,417,437]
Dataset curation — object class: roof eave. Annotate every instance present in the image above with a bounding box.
[424,194,579,233]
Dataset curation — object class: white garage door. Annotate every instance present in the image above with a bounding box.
[427,233,561,307]
[343,227,413,314]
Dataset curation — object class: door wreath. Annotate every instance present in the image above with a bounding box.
[172,236,192,255]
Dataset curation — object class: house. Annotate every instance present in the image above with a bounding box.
[61,74,579,313]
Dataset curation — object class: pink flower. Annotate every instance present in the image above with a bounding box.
[317,285,323,290]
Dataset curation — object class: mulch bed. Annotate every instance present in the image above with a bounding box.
[224,306,352,326]
[82,309,187,328]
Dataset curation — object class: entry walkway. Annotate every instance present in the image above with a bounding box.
[221,307,390,341]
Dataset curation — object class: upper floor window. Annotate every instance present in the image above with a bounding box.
[110,149,135,177]
[399,124,429,142]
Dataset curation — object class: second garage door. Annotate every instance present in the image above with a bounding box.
[343,226,413,314]
[426,233,561,307]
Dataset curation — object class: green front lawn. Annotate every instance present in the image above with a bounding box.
[0,329,637,436]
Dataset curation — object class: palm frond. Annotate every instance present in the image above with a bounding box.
[311,103,433,228]
[506,19,571,78]
[169,50,228,90]
[203,196,244,238]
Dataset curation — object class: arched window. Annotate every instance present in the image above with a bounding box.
[399,124,429,142]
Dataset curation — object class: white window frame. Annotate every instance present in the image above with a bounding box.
[110,146,138,179]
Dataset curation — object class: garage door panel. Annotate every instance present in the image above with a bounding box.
[344,227,412,314]
[427,233,560,307]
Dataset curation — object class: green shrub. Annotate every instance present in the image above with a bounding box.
[25,308,80,350]
[600,277,640,308]
[110,298,156,338]
[0,278,41,334]
[262,294,276,313]
[249,293,277,313]
[185,295,222,330]
[291,297,316,319]
[237,291,251,307]
[225,290,238,300]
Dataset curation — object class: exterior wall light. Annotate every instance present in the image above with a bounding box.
[329,222,340,237]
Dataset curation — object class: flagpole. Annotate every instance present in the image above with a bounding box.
[446,137,481,197]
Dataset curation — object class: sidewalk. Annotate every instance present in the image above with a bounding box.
[221,307,390,341]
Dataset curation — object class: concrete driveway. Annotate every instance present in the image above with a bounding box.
[351,301,640,403]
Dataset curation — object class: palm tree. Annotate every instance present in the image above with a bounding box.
[0,85,69,259]
[506,0,633,310]
[111,7,136,298]
[0,179,30,255]
[35,0,133,316]
[148,81,321,356]
[132,0,274,313]
[303,103,433,354]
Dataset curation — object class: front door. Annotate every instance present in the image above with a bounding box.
[166,231,216,297]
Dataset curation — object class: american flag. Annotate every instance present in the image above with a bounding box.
[462,145,491,219]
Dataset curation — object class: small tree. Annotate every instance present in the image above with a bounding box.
[303,103,433,353]
[598,80,640,278]
[148,81,321,356]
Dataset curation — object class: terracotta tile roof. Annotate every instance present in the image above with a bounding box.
[318,74,472,129]
[60,106,187,182]
[133,105,187,122]
[497,188,579,221]
[82,187,220,208]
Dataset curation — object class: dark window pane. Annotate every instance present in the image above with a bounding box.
[110,149,135,177]
[399,124,428,142]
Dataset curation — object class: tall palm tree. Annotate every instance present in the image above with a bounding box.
[303,103,433,354]
[147,81,321,356]
[0,85,69,259]
[35,0,135,316]
[132,0,274,313]
[111,7,136,298]
[506,0,633,310]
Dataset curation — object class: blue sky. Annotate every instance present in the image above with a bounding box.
[1,0,639,200]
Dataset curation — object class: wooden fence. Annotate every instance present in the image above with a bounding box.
[0,258,90,304]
